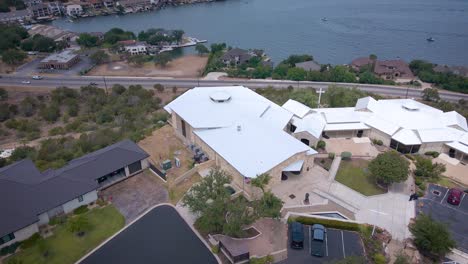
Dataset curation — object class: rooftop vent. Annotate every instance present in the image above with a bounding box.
[210,91,232,103]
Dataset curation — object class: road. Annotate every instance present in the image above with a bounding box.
[1,75,467,101]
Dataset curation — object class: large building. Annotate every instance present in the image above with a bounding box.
[164,86,317,199]
[285,97,468,162]
[0,140,149,249]
[39,49,79,70]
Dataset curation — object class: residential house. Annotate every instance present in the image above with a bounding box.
[88,0,104,9]
[285,97,468,162]
[124,41,148,55]
[164,86,317,199]
[350,57,374,72]
[24,0,43,7]
[374,59,414,80]
[103,0,114,7]
[221,48,253,66]
[295,60,321,72]
[48,2,64,16]
[0,140,149,249]
[30,3,52,18]
[433,65,468,78]
[66,4,83,16]
[28,24,77,42]
[39,49,80,70]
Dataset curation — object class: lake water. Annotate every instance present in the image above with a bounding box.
[52,0,468,65]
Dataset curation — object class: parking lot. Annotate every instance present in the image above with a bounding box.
[283,225,364,264]
[418,184,468,252]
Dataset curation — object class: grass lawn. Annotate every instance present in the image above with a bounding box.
[168,172,202,205]
[335,159,387,196]
[6,205,125,264]
[432,176,466,189]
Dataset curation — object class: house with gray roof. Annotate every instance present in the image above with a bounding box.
[221,48,253,66]
[295,60,321,72]
[0,140,149,249]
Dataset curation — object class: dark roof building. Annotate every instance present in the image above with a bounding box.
[221,48,253,66]
[350,57,374,71]
[0,140,149,247]
[374,59,414,80]
[295,60,321,71]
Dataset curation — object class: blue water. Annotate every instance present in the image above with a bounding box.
[52,0,468,65]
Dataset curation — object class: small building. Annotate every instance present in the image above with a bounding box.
[48,1,64,16]
[30,3,52,18]
[66,4,83,16]
[0,140,150,249]
[39,49,80,70]
[374,59,414,80]
[28,24,76,42]
[221,48,253,66]
[295,60,321,72]
[124,42,147,55]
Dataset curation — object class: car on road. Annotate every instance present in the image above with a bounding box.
[311,224,326,257]
[32,75,43,80]
[447,188,463,205]
[90,82,98,86]
[21,80,31,84]
[290,222,304,249]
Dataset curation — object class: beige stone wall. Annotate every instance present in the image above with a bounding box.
[419,142,446,154]
[171,112,196,144]
[293,131,320,147]
[368,128,392,146]
[323,129,369,138]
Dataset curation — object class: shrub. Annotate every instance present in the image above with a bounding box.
[316,140,326,150]
[341,151,352,160]
[20,233,41,249]
[404,154,415,161]
[373,253,386,264]
[73,205,89,215]
[419,183,426,191]
[153,83,164,92]
[328,152,335,159]
[372,139,383,146]
[96,198,108,207]
[424,151,440,158]
[415,178,423,186]
[417,190,425,197]
[292,216,360,231]
[250,255,274,264]
[211,245,219,254]
[369,151,409,186]
[48,126,65,136]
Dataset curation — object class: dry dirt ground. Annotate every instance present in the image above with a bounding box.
[88,55,208,78]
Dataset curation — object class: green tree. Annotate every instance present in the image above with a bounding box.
[40,104,61,122]
[0,88,7,100]
[90,50,109,65]
[414,156,446,180]
[290,89,318,108]
[154,53,172,68]
[1,49,27,65]
[0,103,10,121]
[10,146,37,161]
[422,88,440,102]
[210,43,226,54]
[77,33,99,48]
[329,65,356,83]
[153,83,164,92]
[323,86,369,107]
[223,198,256,237]
[251,173,271,194]
[272,63,290,79]
[410,214,455,259]
[195,43,209,55]
[19,96,38,117]
[369,151,409,186]
[172,29,184,43]
[20,35,56,52]
[286,67,307,81]
[282,54,313,67]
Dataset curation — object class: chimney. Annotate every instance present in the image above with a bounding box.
[237,125,241,132]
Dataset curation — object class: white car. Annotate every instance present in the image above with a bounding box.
[21,80,31,84]
[32,75,43,80]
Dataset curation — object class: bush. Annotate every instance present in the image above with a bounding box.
[73,205,89,215]
[328,152,335,159]
[372,139,383,146]
[48,126,66,136]
[369,151,409,186]
[96,198,108,207]
[419,183,426,191]
[49,215,67,226]
[404,154,415,161]
[211,245,219,254]
[20,233,41,249]
[424,151,439,158]
[316,140,326,150]
[250,255,274,264]
[415,178,423,186]
[0,242,20,256]
[373,253,386,264]
[341,151,352,160]
[292,216,360,231]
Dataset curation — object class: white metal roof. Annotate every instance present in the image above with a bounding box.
[282,160,304,172]
[446,141,468,155]
[292,113,326,138]
[282,99,312,118]
[194,121,312,178]
[444,111,468,131]
[363,116,400,136]
[392,129,421,145]
[417,128,464,143]
[355,96,378,112]
[324,122,370,131]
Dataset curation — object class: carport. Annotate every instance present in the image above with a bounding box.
[281,160,304,181]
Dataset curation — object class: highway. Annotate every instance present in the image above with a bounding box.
[1,75,467,101]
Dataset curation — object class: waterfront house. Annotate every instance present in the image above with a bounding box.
[30,3,52,19]
[124,41,148,55]
[374,59,414,80]
[48,1,64,16]
[164,86,317,199]
[0,140,149,249]
[295,60,321,72]
[221,48,253,66]
[24,0,43,7]
[28,24,77,42]
[66,4,83,16]
[350,57,375,72]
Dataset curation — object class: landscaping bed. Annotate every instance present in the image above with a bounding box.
[314,157,333,171]
[335,159,387,196]
[6,205,125,264]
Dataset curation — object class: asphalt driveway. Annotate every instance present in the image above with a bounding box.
[418,184,468,253]
[80,205,218,264]
[283,225,364,264]
[100,171,168,223]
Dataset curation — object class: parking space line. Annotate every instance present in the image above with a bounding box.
[325,231,329,257]
[460,193,466,204]
[341,231,346,258]
[309,225,311,255]
[441,189,449,204]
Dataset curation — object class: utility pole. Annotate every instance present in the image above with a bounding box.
[405,87,409,99]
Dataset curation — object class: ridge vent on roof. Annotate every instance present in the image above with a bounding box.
[210,91,232,103]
